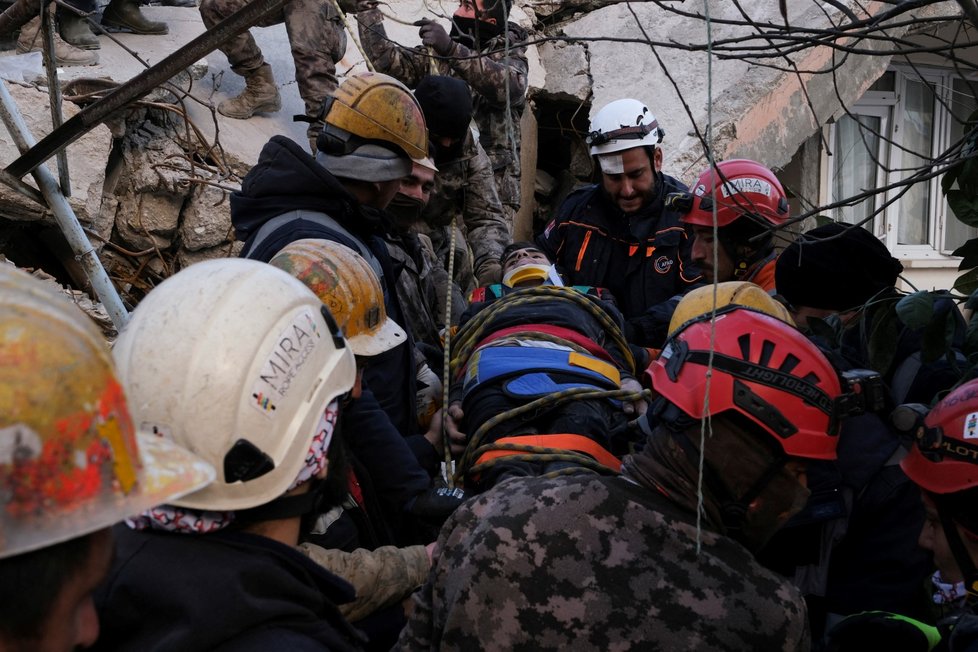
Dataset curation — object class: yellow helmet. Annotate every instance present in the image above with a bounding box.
[668,281,794,337]
[269,239,408,356]
[0,265,213,558]
[324,72,428,161]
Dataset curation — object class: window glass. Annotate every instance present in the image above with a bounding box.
[945,77,978,251]
[898,78,935,245]
[832,113,882,229]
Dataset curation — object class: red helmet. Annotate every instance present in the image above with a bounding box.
[682,159,789,228]
[649,307,842,460]
[900,378,978,494]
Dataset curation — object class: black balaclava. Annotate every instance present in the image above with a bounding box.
[450,0,509,49]
[414,75,473,163]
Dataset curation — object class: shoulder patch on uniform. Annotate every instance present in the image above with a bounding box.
[654,256,674,274]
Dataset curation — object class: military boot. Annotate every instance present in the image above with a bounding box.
[59,12,100,50]
[17,16,99,66]
[217,64,282,119]
[101,0,168,35]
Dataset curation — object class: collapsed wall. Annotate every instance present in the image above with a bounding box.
[0,70,245,316]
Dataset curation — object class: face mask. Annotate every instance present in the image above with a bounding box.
[450,15,503,50]
[432,137,466,164]
[387,193,425,228]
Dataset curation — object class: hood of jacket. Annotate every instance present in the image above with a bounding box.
[231,135,385,244]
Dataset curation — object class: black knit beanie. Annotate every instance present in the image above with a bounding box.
[776,223,904,311]
[414,76,473,141]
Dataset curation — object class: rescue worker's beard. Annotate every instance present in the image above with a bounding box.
[450,16,504,50]
[718,222,773,279]
[387,193,426,230]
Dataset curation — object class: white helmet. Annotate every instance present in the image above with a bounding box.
[587,98,664,157]
[0,264,213,558]
[112,258,356,512]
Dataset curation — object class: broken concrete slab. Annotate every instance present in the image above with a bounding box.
[179,183,231,251]
[0,82,111,225]
[535,40,589,103]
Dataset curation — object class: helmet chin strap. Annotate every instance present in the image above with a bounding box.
[725,239,774,281]
[234,478,329,526]
[936,501,978,605]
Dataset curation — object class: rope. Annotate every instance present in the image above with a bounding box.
[695,0,717,556]
[441,217,458,488]
[450,285,636,378]
[456,387,651,480]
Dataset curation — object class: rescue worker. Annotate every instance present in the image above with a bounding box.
[0,264,213,652]
[760,222,949,642]
[230,72,431,462]
[677,158,791,289]
[268,240,464,649]
[537,98,701,347]
[776,222,905,331]
[449,242,648,490]
[890,378,978,650]
[413,75,511,289]
[198,0,349,149]
[93,259,365,651]
[15,0,148,67]
[385,157,464,350]
[268,239,462,512]
[776,221,965,406]
[400,304,857,650]
[357,0,529,219]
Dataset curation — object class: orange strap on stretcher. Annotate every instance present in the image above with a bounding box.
[473,433,622,473]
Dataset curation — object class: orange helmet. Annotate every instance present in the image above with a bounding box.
[649,307,843,460]
[0,265,213,558]
[900,378,978,495]
[682,159,789,229]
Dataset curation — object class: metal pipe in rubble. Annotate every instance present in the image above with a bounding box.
[0,80,129,331]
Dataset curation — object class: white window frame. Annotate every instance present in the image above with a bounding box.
[821,65,978,264]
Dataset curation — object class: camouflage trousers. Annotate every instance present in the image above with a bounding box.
[199,0,346,122]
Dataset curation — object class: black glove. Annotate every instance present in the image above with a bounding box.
[408,486,467,527]
[419,20,453,55]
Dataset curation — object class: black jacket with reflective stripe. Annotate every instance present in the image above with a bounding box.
[536,174,701,323]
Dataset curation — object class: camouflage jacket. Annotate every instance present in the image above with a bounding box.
[415,222,479,297]
[357,8,529,208]
[396,475,811,652]
[384,228,447,349]
[422,126,511,286]
[299,543,429,623]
